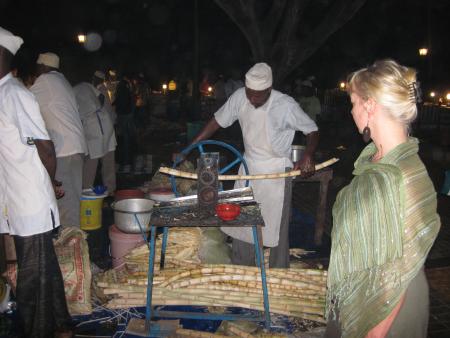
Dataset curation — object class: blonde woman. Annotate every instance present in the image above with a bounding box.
[325,60,440,338]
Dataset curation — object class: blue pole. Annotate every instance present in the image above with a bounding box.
[145,224,157,335]
[160,227,169,269]
[253,226,271,329]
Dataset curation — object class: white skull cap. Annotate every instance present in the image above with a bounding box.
[37,52,60,69]
[94,70,105,79]
[0,26,23,55]
[245,62,272,91]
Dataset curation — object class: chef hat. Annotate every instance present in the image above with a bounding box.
[94,70,105,79]
[36,52,60,69]
[245,62,272,91]
[0,26,23,55]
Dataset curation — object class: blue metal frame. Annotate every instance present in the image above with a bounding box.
[163,140,250,268]
[135,140,271,336]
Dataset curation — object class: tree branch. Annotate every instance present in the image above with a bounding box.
[262,0,288,44]
[276,0,367,83]
[214,0,265,59]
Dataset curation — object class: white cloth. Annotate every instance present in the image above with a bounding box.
[215,88,318,247]
[0,26,23,55]
[31,71,87,157]
[73,82,116,159]
[0,73,60,236]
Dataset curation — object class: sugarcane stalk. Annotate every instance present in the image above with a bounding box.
[159,158,338,180]
[174,328,229,338]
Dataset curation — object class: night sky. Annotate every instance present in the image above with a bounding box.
[1,0,448,92]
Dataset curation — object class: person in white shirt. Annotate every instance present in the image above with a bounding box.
[31,52,87,227]
[0,27,72,338]
[191,63,319,268]
[73,76,117,195]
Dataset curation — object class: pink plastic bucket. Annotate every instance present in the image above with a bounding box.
[109,224,145,268]
[115,189,145,201]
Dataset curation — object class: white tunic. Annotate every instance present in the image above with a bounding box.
[215,88,317,247]
[31,71,87,157]
[0,73,60,236]
[73,82,117,159]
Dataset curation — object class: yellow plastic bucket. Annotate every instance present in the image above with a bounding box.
[80,189,107,231]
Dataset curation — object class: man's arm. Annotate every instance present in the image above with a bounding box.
[173,117,222,163]
[294,130,319,177]
[34,139,64,198]
[191,117,221,145]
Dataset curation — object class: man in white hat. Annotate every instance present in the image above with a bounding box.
[0,27,72,337]
[191,62,319,268]
[73,73,117,195]
[31,52,88,227]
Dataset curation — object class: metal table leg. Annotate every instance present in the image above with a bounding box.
[252,225,271,329]
[160,227,169,269]
[144,224,157,334]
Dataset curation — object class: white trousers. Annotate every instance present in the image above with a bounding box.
[82,151,116,193]
[55,154,83,227]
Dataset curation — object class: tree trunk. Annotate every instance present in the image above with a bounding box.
[213,0,367,86]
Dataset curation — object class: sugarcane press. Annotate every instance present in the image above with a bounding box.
[125,140,271,337]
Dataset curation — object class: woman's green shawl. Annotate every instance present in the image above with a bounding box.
[326,138,440,338]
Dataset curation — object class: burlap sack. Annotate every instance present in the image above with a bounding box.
[3,227,92,315]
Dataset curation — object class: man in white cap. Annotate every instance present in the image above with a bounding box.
[73,73,117,195]
[0,27,72,337]
[191,62,319,268]
[31,52,87,227]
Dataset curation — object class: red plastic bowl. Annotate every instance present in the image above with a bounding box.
[215,203,241,221]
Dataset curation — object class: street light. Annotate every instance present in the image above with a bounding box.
[339,82,346,90]
[77,34,86,43]
[419,48,428,56]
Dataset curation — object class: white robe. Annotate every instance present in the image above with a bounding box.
[73,82,117,159]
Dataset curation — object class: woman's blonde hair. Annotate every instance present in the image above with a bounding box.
[347,59,419,126]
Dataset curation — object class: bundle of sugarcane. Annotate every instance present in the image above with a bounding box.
[123,227,203,272]
[97,264,327,323]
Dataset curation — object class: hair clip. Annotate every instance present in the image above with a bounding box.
[408,81,422,104]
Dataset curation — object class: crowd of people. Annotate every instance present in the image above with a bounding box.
[0,24,441,338]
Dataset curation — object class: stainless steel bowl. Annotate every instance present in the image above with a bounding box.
[111,198,155,233]
[291,145,305,163]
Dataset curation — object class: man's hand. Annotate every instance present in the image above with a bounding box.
[53,180,65,199]
[294,153,315,178]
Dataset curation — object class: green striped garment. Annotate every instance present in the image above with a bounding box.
[326,138,440,338]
